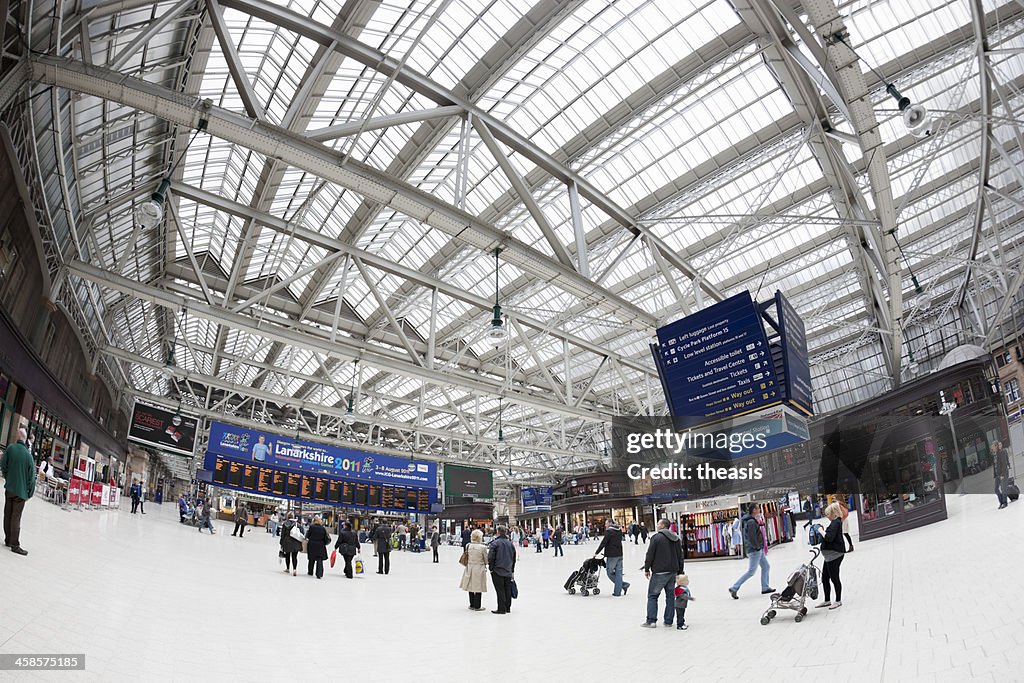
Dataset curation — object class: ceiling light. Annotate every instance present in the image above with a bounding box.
[136,178,170,229]
[487,247,507,345]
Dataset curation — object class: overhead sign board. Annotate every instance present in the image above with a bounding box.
[443,464,494,499]
[653,291,780,428]
[775,291,814,416]
[128,401,199,457]
[206,420,436,488]
[521,486,553,512]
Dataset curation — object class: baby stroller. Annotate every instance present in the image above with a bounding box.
[564,557,605,596]
[761,548,821,625]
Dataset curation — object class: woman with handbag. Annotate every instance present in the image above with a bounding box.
[334,521,360,579]
[280,513,302,576]
[460,529,488,611]
[305,516,331,579]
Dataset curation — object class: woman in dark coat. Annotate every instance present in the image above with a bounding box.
[305,515,331,579]
[374,522,393,575]
[280,512,302,577]
[334,522,361,579]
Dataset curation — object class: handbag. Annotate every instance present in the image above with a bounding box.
[330,550,337,568]
[510,579,519,600]
[459,549,470,567]
[354,558,364,575]
[290,526,305,542]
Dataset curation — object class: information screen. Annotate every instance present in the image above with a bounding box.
[314,477,328,501]
[300,476,314,500]
[286,472,302,497]
[369,484,383,508]
[390,486,405,511]
[342,481,355,505]
[272,470,287,495]
[228,462,245,487]
[213,459,229,485]
[406,489,418,511]
[328,480,343,504]
[416,489,429,512]
[243,465,259,490]
[354,483,368,507]
[257,468,273,494]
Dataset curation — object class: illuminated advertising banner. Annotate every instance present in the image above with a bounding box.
[206,421,436,487]
[128,401,199,457]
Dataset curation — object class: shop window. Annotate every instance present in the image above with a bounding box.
[1005,379,1020,404]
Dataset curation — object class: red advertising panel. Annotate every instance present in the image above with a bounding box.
[91,481,103,505]
[68,478,81,504]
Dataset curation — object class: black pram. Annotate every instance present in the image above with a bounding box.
[564,557,605,596]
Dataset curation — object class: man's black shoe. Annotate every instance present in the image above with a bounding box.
[11,546,28,556]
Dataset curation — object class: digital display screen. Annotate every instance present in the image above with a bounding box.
[417,489,429,512]
[406,489,418,511]
[300,476,314,500]
[368,484,382,508]
[257,468,273,494]
[314,477,328,501]
[243,465,259,490]
[272,470,287,495]
[228,462,244,487]
[328,480,343,504]
[213,459,229,485]
[342,482,355,505]
[286,473,302,497]
[354,483,368,507]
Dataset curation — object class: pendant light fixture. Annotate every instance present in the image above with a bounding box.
[343,359,358,425]
[487,248,507,344]
[135,107,210,229]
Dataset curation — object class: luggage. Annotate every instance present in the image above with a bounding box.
[1007,477,1020,502]
[808,524,822,546]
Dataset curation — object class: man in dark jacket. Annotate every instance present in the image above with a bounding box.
[641,518,684,627]
[431,526,440,563]
[994,441,1010,509]
[487,525,517,614]
[335,522,360,578]
[2,428,35,556]
[728,503,775,599]
[232,503,248,537]
[374,522,393,574]
[595,520,630,596]
[461,526,472,549]
[130,480,141,514]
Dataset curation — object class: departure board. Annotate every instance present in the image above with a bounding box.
[272,470,287,495]
[342,481,355,505]
[286,472,302,497]
[314,477,328,501]
[354,483,368,506]
[243,464,259,490]
[406,489,418,511]
[416,489,429,512]
[213,458,229,484]
[369,484,383,508]
[300,476,314,499]
[328,480,343,504]
[228,461,245,487]
[257,467,273,494]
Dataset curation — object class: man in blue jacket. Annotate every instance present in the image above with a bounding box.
[488,525,517,614]
[2,428,35,556]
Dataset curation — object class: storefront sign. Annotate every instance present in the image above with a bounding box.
[128,400,199,457]
[206,420,436,487]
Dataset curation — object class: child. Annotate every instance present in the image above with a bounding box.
[674,574,694,630]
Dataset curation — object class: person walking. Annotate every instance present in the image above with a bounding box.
[305,516,330,579]
[460,529,489,611]
[2,427,35,556]
[534,527,543,553]
[198,499,216,534]
[802,496,815,528]
[552,525,564,557]
[431,526,440,563]
[334,521,360,578]
[374,521,393,574]
[641,518,684,628]
[595,519,630,596]
[639,522,649,544]
[816,502,847,610]
[232,503,248,538]
[129,480,141,514]
[994,441,1010,509]
[728,503,775,599]
[178,495,189,523]
[280,513,302,576]
[461,526,472,550]
[487,525,517,614]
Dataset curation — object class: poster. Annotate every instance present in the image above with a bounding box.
[127,400,199,457]
[68,478,81,505]
[443,465,494,498]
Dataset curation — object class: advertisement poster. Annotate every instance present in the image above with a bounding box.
[128,400,199,457]
[206,420,437,487]
[100,485,111,506]
[443,464,494,498]
[91,481,103,505]
[68,478,81,505]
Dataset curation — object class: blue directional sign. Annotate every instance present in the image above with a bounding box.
[775,291,813,416]
[521,486,553,512]
[653,291,782,428]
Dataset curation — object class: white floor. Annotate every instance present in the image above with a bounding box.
[1,492,1022,682]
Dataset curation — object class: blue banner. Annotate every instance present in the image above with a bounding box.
[521,486,552,512]
[206,420,437,487]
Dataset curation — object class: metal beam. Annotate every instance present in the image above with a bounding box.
[108,0,196,71]
[307,105,462,142]
[205,0,265,121]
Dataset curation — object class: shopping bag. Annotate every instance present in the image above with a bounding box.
[354,558,364,576]
[290,526,305,542]
[510,579,519,599]
[330,550,337,568]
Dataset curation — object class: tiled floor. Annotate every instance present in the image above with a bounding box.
[0,490,1021,682]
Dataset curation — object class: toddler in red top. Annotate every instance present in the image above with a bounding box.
[674,574,694,630]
